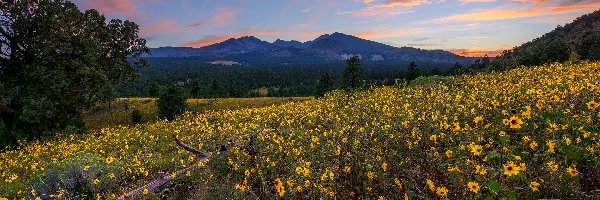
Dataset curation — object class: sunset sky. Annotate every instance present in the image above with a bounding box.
[72,0,600,57]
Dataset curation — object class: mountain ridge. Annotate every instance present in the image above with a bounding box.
[146,32,477,65]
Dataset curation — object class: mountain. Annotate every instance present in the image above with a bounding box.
[495,9,600,67]
[145,32,477,65]
[273,39,306,48]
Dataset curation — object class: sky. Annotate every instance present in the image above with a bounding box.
[72,0,600,57]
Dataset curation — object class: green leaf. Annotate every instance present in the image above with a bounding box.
[499,136,510,143]
[487,180,502,195]
[508,191,517,200]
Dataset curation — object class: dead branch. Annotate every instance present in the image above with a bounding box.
[117,131,258,199]
[117,137,210,200]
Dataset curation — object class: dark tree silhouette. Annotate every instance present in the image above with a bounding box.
[342,56,365,89]
[157,86,187,120]
[0,0,148,146]
[316,72,334,97]
[405,62,421,82]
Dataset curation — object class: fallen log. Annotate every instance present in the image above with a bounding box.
[117,137,211,200]
[117,131,258,199]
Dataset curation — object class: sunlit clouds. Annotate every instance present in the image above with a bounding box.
[72,0,599,57]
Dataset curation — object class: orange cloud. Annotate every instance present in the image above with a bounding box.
[188,7,241,29]
[338,0,428,17]
[449,48,505,57]
[458,0,496,3]
[182,31,284,48]
[526,15,578,23]
[510,0,550,5]
[436,1,600,21]
[378,0,429,7]
[82,0,136,16]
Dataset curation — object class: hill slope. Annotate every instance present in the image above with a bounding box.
[496,9,600,66]
[1,62,599,199]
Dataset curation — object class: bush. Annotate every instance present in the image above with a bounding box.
[131,109,143,124]
[30,152,122,199]
[157,86,187,120]
[410,75,453,87]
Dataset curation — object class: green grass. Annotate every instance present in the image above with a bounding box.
[83,97,312,130]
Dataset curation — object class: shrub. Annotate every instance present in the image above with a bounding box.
[131,109,143,124]
[29,152,122,199]
[157,86,187,120]
[410,75,453,87]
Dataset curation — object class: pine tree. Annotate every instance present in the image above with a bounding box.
[316,72,334,97]
[405,62,421,82]
[190,80,201,98]
[342,56,365,89]
[450,62,463,75]
[210,79,220,98]
[157,86,187,120]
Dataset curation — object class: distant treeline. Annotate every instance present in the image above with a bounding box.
[116,57,458,98]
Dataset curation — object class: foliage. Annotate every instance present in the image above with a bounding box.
[409,75,452,87]
[406,61,421,81]
[0,0,148,146]
[84,97,312,130]
[341,56,365,89]
[1,62,599,199]
[315,72,334,97]
[31,152,122,199]
[450,62,463,76]
[130,110,143,124]
[118,57,455,98]
[157,86,188,120]
[494,10,600,68]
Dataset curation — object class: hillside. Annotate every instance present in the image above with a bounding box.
[146,32,476,64]
[2,61,599,199]
[496,9,600,66]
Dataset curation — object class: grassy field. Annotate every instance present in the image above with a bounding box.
[84,97,312,131]
[1,62,599,199]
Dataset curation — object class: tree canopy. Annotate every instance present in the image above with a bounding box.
[341,56,365,89]
[0,0,148,146]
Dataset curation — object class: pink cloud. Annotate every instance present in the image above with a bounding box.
[338,0,429,17]
[435,1,600,21]
[188,7,241,29]
[140,19,186,36]
[82,0,136,16]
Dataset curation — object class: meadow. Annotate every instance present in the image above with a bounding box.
[83,97,312,131]
[1,62,599,199]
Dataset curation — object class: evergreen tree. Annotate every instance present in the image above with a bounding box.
[577,32,600,60]
[210,79,220,98]
[450,62,463,75]
[316,72,334,97]
[157,86,187,120]
[342,56,365,89]
[130,110,142,124]
[542,40,569,63]
[190,80,201,98]
[148,83,161,97]
[0,0,148,145]
[405,62,421,82]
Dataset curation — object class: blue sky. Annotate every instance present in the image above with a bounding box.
[72,0,600,56]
